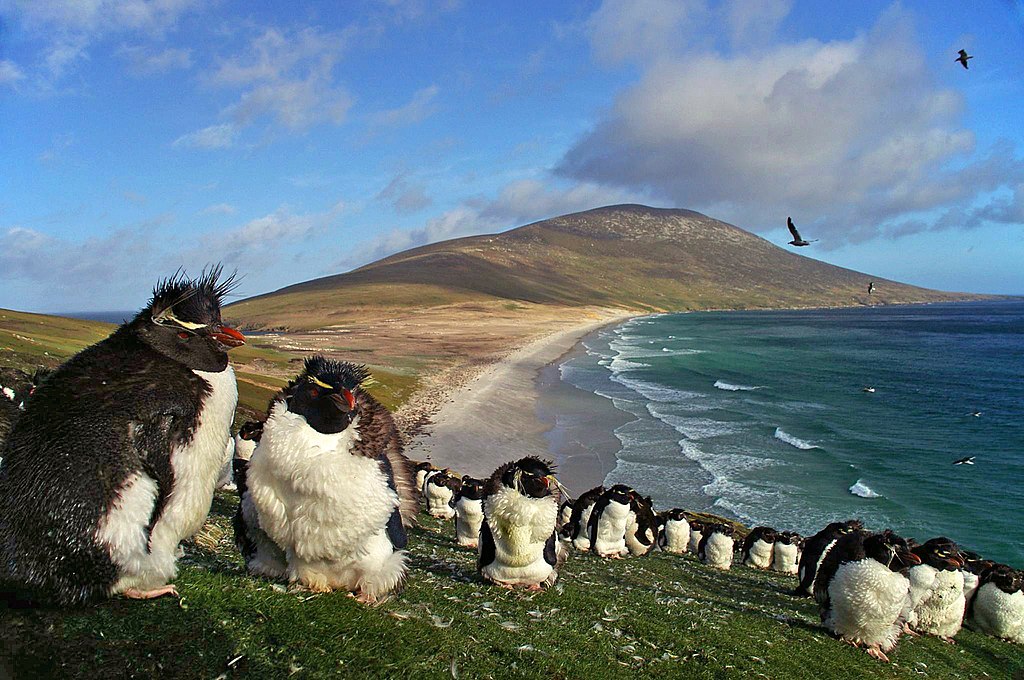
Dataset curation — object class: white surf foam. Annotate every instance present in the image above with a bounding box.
[773,427,819,450]
[714,380,763,392]
[849,479,882,499]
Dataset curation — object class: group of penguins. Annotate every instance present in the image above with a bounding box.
[418,469,1024,662]
[0,268,1021,665]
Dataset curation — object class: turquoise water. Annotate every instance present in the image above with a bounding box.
[549,301,1024,566]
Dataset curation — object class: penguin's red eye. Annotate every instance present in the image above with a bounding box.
[178,332,189,339]
[310,388,319,398]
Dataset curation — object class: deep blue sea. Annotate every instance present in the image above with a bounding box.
[545,301,1024,566]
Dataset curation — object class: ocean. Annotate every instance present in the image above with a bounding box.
[541,301,1024,566]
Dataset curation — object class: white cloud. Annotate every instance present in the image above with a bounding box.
[561,3,1024,244]
[201,203,238,216]
[118,44,192,75]
[725,0,792,49]
[376,173,433,214]
[0,59,25,86]
[587,0,707,65]
[369,84,439,129]
[172,124,239,150]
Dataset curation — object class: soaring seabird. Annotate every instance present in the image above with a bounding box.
[956,49,973,69]
[867,281,875,295]
[952,456,975,465]
[862,386,876,393]
[787,217,817,247]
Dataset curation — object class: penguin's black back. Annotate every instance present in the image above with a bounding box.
[812,529,871,606]
[0,324,207,605]
[796,520,861,595]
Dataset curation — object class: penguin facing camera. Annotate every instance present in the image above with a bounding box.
[0,267,245,605]
[966,564,1024,644]
[244,356,418,603]
[771,531,803,575]
[795,519,864,596]
[961,551,996,608]
[424,469,462,519]
[658,509,691,554]
[814,529,920,663]
[906,537,966,643]
[454,476,486,548]
[741,526,778,570]
[234,420,264,461]
[565,485,605,552]
[698,523,735,570]
[414,461,437,494]
[478,457,565,590]
[588,484,633,559]
[558,499,574,533]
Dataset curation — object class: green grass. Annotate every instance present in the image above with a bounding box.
[3,504,1021,679]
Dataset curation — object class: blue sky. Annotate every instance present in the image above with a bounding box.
[1,0,1022,313]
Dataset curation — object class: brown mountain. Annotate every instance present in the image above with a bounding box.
[226,204,978,329]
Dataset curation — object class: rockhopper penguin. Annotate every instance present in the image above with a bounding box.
[742,526,778,570]
[906,537,966,642]
[424,469,461,519]
[658,509,691,554]
[478,457,565,590]
[0,268,245,605]
[814,530,920,662]
[566,485,605,552]
[454,476,486,549]
[966,564,1024,644]
[772,531,803,575]
[624,492,657,557]
[698,523,735,570]
[588,485,633,559]
[688,518,705,554]
[244,356,418,603]
[796,519,863,596]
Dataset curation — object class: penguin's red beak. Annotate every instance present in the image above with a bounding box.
[213,325,246,349]
[902,551,922,566]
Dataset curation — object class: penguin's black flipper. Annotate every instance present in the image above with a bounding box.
[129,414,179,538]
[478,519,497,572]
[232,459,256,561]
[543,531,558,567]
[813,531,869,605]
[386,507,407,550]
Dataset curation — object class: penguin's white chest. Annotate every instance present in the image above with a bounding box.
[455,497,483,546]
[970,584,1024,643]
[745,539,774,569]
[425,482,455,518]
[703,532,734,569]
[772,542,799,574]
[592,501,631,557]
[825,559,910,652]
[155,367,238,548]
[663,518,690,553]
[482,487,557,584]
[249,407,399,562]
[908,565,965,637]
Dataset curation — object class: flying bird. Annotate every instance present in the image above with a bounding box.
[787,217,817,247]
[862,386,876,393]
[867,282,875,295]
[952,456,975,465]
[956,49,973,69]
[969,410,982,418]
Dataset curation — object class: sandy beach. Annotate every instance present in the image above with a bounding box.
[403,311,634,482]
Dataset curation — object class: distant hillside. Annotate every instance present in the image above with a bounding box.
[227,205,980,330]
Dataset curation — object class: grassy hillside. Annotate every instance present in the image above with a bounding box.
[3,506,1021,679]
[227,205,982,331]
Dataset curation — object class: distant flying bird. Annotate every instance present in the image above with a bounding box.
[862,386,876,393]
[867,282,875,295]
[952,456,975,465]
[956,49,973,69]
[787,217,817,247]
[969,410,982,417]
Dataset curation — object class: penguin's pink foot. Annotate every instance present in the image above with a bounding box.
[865,646,890,663]
[354,590,378,605]
[939,636,956,645]
[902,623,920,638]
[123,584,178,600]
[525,583,543,592]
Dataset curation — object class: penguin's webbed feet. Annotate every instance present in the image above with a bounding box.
[939,635,956,645]
[902,623,920,638]
[525,583,544,592]
[123,584,179,600]
[865,646,890,663]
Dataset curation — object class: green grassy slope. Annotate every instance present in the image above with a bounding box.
[3,507,1021,679]
[228,205,983,330]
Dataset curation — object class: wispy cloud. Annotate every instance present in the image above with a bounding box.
[376,173,433,214]
[0,59,25,86]
[369,84,439,130]
[200,203,238,216]
[118,44,192,75]
[172,124,239,150]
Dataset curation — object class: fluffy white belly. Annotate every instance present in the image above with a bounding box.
[825,559,910,652]
[772,542,799,574]
[455,497,483,546]
[572,505,596,550]
[663,519,690,553]
[970,584,1024,643]
[745,539,774,569]
[703,533,734,569]
[909,565,965,638]
[425,483,455,518]
[482,487,557,585]
[592,501,630,557]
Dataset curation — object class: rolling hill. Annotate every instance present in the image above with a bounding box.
[226,205,977,330]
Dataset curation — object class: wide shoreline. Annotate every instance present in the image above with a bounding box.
[402,311,635,481]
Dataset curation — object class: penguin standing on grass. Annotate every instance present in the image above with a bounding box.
[566,485,605,551]
[741,526,778,570]
[454,476,486,549]
[796,519,864,596]
[625,493,657,557]
[414,461,437,493]
[478,457,565,590]
[233,457,287,579]
[906,537,967,643]
[814,530,920,662]
[245,356,418,603]
[967,564,1024,644]
[772,531,803,575]
[698,523,735,570]
[589,485,633,558]
[688,518,705,554]
[234,420,264,461]
[424,470,461,519]
[0,268,245,605]
[658,509,691,554]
